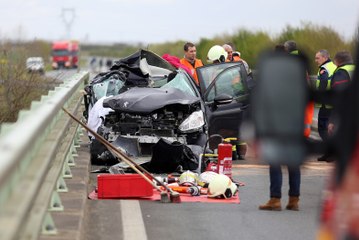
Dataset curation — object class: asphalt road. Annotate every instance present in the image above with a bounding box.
[83,150,333,240]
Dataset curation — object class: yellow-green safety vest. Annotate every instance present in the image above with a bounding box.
[333,64,355,80]
[315,61,337,108]
[315,61,337,90]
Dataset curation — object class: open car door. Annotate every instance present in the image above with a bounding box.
[197,62,251,138]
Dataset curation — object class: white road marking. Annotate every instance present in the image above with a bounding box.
[120,200,148,240]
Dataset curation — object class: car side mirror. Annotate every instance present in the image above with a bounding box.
[252,52,309,166]
[214,93,233,106]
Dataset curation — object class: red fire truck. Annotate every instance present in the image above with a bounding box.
[51,40,79,69]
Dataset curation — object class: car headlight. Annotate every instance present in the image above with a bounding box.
[179,110,205,133]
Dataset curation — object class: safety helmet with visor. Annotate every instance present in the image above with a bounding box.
[207,45,228,63]
[207,174,238,199]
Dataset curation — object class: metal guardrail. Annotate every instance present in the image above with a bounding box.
[0,71,89,240]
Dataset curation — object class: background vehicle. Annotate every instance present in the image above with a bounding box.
[26,57,44,74]
[84,50,251,165]
[51,40,79,69]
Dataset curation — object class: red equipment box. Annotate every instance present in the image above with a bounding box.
[97,174,154,199]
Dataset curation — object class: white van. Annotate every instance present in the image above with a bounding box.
[26,57,45,74]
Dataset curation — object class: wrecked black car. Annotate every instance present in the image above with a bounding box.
[83,50,251,170]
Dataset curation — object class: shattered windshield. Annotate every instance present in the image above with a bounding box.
[160,71,198,97]
[92,77,125,101]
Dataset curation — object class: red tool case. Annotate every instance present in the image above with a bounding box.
[97,174,154,199]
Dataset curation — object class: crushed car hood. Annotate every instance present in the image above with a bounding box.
[103,87,200,114]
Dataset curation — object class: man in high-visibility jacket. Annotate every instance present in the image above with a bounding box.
[328,51,356,136]
[180,42,203,85]
[315,50,337,161]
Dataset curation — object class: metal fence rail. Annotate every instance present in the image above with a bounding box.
[0,71,89,240]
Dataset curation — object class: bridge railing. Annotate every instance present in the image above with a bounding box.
[0,71,89,240]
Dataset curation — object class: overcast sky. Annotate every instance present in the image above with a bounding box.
[1,0,359,44]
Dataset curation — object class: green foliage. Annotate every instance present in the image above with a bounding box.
[231,30,273,68]
[147,40,186,58]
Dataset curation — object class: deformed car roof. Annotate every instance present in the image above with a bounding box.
[110,49,176,78]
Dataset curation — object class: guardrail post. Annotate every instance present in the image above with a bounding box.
[74,127,82,147]
[67,150,76,167]
[62,160,73,179]
[56,176,68,192]
[49,190,64,211]
[71,141,79,157]
[41,212,57,235]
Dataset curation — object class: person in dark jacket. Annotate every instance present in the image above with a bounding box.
[327,51,355,136]
[314,50,337,161]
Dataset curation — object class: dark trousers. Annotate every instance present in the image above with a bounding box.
[318,107,331,141]
[269,164,301,198]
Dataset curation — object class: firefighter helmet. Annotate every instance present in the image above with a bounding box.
[207,45,227,63]
[198,171,219,187]
[179,170,199,186]
[207,174,238,198]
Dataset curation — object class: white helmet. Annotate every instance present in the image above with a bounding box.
[198,171,219,187]
[207,174,238,198]
[179,170,199,186]
[207,45,227,63]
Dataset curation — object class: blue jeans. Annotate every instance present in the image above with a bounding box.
[269,164,300,198]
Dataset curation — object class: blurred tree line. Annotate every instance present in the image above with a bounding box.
[149,23,357,74]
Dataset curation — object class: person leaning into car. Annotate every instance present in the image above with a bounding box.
[180,42,203,85]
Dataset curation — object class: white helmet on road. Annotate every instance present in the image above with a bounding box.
[207,174,238,198]
[198,171,219,187]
